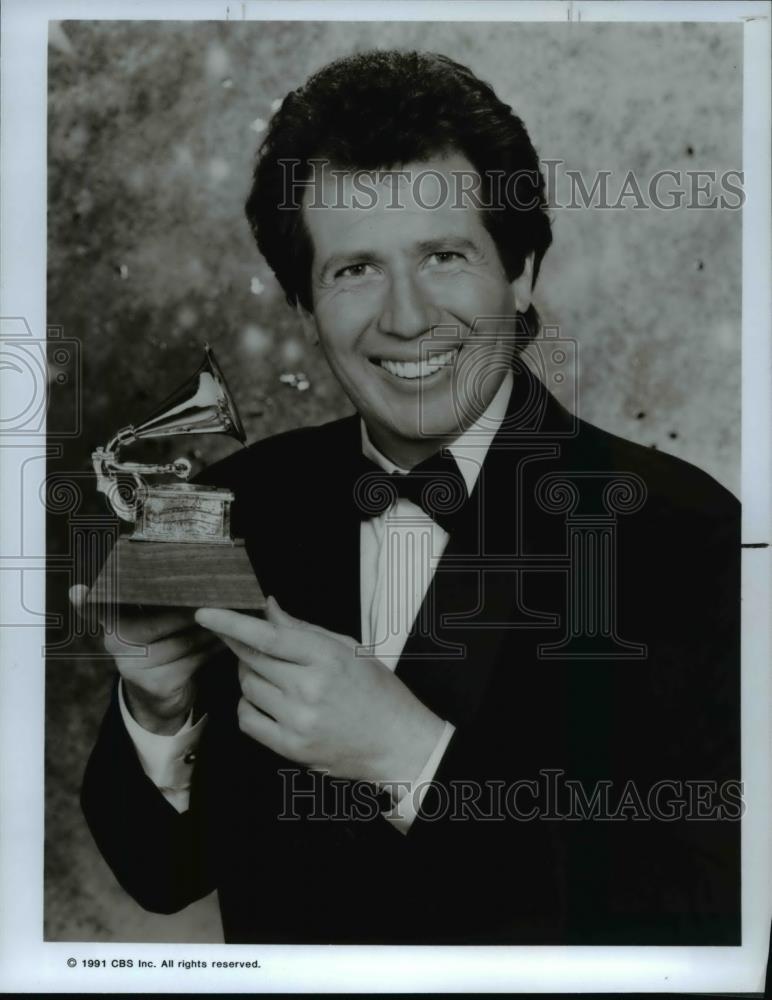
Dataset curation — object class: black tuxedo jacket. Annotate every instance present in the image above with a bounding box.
[81,368,741,945]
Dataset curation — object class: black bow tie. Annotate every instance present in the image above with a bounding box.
[352,448,470,534]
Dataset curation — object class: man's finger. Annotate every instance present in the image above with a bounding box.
[237,696,287,755]
[69,584,98,624]
[238,665,287,723]
[221,636,303,691]
[116,607,199,645]
[195,608,330,665]
[264,595,301,628]
[107,625,222,667]
[69,583,89,609]
[265,595,356,649]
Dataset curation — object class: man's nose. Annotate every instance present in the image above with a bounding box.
[376,272,438,340]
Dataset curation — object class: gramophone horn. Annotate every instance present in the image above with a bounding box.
[131,343,247,444]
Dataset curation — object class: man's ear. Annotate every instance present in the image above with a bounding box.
[512,253,535,314]
[295,304,319,346]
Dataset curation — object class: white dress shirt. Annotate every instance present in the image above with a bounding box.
[120,370,514,834]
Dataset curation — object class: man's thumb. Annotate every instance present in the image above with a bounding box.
[68,584,90,621]
[264,595,302,628]
[265,595,355,647]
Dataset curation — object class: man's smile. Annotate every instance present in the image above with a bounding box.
[370,346,460,381]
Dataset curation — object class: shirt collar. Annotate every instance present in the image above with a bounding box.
[360,369,514,495]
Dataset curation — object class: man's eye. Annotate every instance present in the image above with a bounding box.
[335,263,377,279]
[428,251,465,265]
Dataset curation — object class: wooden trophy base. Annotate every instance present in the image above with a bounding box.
[87,537,265,609]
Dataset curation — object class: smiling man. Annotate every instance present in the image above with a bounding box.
[78,50,741,945]
[297,153,533,465]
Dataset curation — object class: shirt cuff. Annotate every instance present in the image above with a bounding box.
[118,678,207,814]
[381,720,456,835]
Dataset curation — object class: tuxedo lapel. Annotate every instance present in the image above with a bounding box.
[393,434,527,726]
[394,366,576,727]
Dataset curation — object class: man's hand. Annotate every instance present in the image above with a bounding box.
[195,597,444,787]
[69,585,225,735]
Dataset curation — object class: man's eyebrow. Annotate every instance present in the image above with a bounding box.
[414,237,482,256]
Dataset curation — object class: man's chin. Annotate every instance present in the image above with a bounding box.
[390,414,465,447]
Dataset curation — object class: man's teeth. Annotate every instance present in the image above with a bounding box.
[379,350,456,379]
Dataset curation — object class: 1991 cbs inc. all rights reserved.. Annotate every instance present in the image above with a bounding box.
[70,957,262,970]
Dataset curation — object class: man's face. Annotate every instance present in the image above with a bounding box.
[302,153,533,466]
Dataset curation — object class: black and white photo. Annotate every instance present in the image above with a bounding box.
[1,2,770,993]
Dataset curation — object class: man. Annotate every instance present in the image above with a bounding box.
[75,50,740,945]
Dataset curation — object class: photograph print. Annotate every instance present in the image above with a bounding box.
[44,16,744,949]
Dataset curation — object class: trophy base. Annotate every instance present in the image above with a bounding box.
[87,537,266,609]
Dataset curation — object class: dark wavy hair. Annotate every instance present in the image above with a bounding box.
[245,50,552,336]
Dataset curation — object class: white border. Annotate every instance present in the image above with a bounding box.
[1,0,770,993]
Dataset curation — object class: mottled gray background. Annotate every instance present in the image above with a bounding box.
[45,19,742,942]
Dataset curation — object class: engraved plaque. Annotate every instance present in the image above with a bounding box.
[133,483,233,543]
